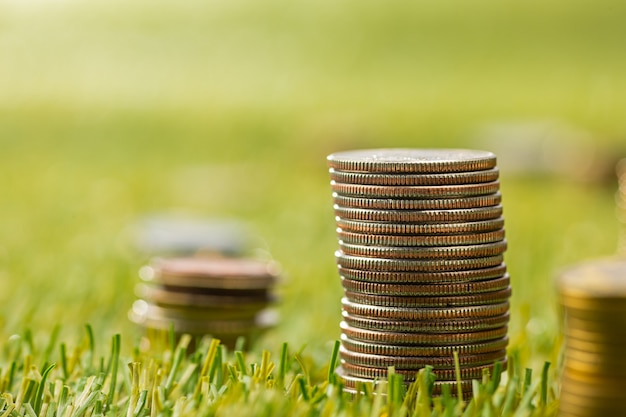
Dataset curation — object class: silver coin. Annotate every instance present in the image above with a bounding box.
[329,167,499,186]
[336,251,504,272]
[337,228,506,247]
[334,205,503,223]
[338,240,507,260]
[333,193,502,210]
[338,264,507,284]
[331,181,500,199]
[327,149,497,174]
[336,217,505,235]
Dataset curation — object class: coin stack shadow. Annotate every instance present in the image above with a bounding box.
[558,259,626,417]
[327,148,511,396]
[129,257,280,349]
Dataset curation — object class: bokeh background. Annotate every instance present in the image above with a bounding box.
[1,0,625,368]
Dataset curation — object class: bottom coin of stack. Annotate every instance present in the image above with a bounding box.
[559,258,626,417]
[129,257,280,348]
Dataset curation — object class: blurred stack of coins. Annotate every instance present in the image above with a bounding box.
[129,257,280,348]
[327,149,510,395]
[558,259,626,417]
[617,159,626,256]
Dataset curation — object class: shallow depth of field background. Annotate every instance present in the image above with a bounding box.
[1,0,625,370]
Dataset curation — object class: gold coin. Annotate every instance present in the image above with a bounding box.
[329,167,499,186]
[340,334,509,357]
[339,345,506,369]
[565,315,626,333]
[338,264,507,284]
[342,311,510,333]
[559,258,626,299]
[344,287,511,308]
[334,206,503,224]
[565,327,626,344]
[337,228,506,248]
[338,241,507,260]
[340,321,508,346]
[333,193,502,210]
[326,149,497,174]
[342,298,510,320]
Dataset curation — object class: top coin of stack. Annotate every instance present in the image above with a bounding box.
[558,258,626,417]
[129,256,280,349]
[327,149,510,395]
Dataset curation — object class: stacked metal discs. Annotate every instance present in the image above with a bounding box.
[559,258,626,417]
[617,159,626,256]
[129,257,279,348]
[327,148,510,395]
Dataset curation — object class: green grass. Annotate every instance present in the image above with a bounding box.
[0,328,559,417]
[1,0,626,414]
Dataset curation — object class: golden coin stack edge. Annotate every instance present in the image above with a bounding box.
[617,159,626,256]
[327,148,511,395]
[558,258,626,417]
[129,257,280,349]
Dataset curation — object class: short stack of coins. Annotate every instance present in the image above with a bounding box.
[129,257,280,348]
[327,149,510,395]
[558,259,626,417]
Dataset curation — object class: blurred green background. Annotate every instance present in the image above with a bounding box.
[1,0,625,368]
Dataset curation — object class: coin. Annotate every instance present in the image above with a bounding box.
[337,229,506,247]
[336,218,505,235]
[564,349,626,370]
[344,287,511,307]
[340,360,505,381]
[335,367,475,394]
[334,206,503,224]
[340,321,508,346]
[338,241,507,260]
[327,149,497,174]
[144,257,280,290]
[341,299,510,320]
[338,264,508,284]
[135,284,275,308]
[341,275,510,296]
[336,252,504,272]
[329,167,499,186]
[340,345,507,369]
[340,334,509,357]
[342,311,510,333]
[333,193,502,210]
[129,304,278,334]
[559,258,626,299]
[132,299,264,321]
[331,181,500,199]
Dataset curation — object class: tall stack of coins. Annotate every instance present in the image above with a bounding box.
[327,149,510,395]
[129,257,279,348]
[558,259,626,417]
[618,159,626,255]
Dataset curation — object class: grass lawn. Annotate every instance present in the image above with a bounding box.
[0,0,625,414]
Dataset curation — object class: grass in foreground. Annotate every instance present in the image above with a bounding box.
[0,325,559,417]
